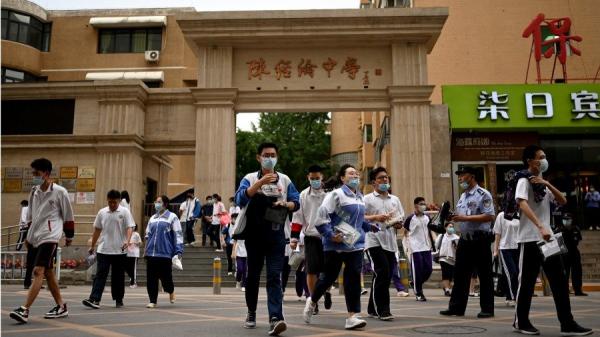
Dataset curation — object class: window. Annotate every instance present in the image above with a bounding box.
[1,9,51,51]
[1,67,45,83]
[98,28,162,53]
[363,124,373,143]
[1,99,75,135]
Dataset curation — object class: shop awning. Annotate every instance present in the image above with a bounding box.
[89,16,167,28]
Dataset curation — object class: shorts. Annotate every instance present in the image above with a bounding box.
[304,236,324,274]
[29,242,58,269]
[440,261,454,281]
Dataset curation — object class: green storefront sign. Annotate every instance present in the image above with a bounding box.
[443,84,600,132]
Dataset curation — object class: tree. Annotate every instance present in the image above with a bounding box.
[235,112,332,191]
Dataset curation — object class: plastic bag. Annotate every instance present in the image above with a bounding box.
[335,221,361,248]
[172,255,183,270]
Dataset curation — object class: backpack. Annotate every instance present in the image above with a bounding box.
[502,169,531,220]
[192,198,202,219]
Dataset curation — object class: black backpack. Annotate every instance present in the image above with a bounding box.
[502,169,532,220]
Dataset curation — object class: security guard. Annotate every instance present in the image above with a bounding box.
[440,166,495,318]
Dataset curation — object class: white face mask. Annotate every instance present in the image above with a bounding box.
[539,159,549,173]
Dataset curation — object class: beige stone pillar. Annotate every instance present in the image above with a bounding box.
[388,42,436,208]
[388,86,435,209]
[192,89,237,201]
[95,86,147,225]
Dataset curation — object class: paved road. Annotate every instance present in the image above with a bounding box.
[2,285,598,337]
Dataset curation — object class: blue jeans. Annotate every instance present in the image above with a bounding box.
[245,226,286,320]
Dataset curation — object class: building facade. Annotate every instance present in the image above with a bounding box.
[2,1,448,246]
[332,0,600,210]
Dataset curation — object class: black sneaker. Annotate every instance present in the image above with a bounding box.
[324,291,332,310]
[573,292,588,297]
[10,306,29,323]
[477,311,494,318]
[513,323,540,335]
[45,304,68,319]
[268,318,287,336]
[116,300,124,308]
[312,303,319,315]
[82,298,100,309]
[244,311,256,329]
[379,312,394,321]
[560,322,593,336]
[439,309,464,317]
[416,294,427,302]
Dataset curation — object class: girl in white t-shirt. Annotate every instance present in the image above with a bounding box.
[435,223,459,296]
[126,225,142,288]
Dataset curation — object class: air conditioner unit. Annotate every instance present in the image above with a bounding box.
[145,50,160,62]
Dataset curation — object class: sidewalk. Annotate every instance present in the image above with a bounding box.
[2,285,598,337]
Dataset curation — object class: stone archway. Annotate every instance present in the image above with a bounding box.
[178,7,447,207]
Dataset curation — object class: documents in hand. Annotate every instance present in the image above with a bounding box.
[537,232,568,260]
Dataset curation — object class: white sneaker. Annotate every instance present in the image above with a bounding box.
[397,291,410,297]
[303,298,316,323]
[129,284,137,289]
[190,241,197,246]
[146,303,156,308]
[506,300,516,307]
[345,314,367,330]
[184,243,190,247]
[241,287,246,292]
[227,272,233,276]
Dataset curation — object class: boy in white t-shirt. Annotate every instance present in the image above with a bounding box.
[513,145,591,336]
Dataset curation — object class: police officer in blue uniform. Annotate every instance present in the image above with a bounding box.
[440,166,495,318]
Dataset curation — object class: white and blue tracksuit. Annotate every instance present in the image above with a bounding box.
[144,210,183,304]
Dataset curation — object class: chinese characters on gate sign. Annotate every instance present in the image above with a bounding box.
[246,57,378,81]
[476,90,599,121]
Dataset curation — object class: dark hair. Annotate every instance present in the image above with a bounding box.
[369,167,387,182]
[414,196,425,205]
[107,189,121,200]
[20,200,28,207]
[206,195,213,200]
[337,164,355,184]
[257,142,278,155]
[212,193,222,202]
[308,165,323,173]
[522,144,544,167]
[159,195,169,207]
[229,196,234,202]
[322,176,340,191]
[30,158,52,174]
[121,190,130,203]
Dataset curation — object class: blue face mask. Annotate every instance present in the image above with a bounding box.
[309,179,322,189]
[154,202,163,213]
[261,157,277,170]
[378,183,390,192]
[32,175,44,186]
[447,227,456,235]
[346,178,360,190]
[460,181,470,190]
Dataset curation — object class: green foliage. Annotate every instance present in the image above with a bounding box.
[235,112,332,190]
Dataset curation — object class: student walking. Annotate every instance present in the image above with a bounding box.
[303,164,379,330]
[144,195,184,308]
[82,189,135,309]
[10,158,75,323]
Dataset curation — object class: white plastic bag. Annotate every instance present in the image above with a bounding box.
[172,255,183,270]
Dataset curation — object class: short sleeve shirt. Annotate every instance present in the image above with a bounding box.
[493,211,519,249]
[95,205,135,255]
[455,185,495,234]
[515,177,554,243]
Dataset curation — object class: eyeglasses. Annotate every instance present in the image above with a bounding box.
[261,154,277,158]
